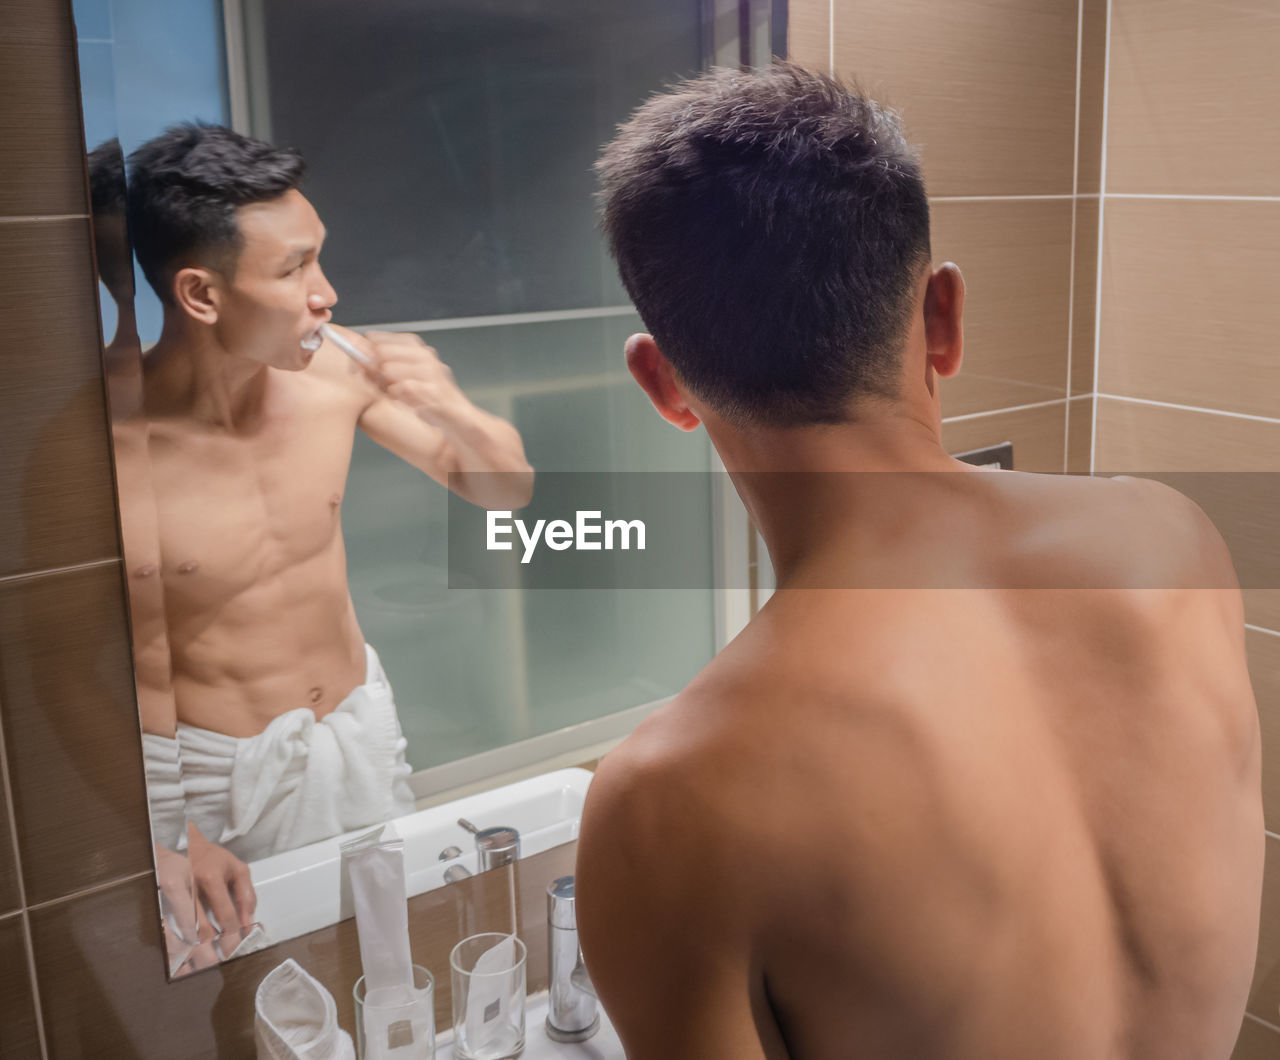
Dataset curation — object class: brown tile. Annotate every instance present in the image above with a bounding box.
[1093,399,1280,630]
[30,842,578,1057]
[1066,396,1093,474]
[1249,834,1280,1024]
[0,913,41,1058]
[0,219,121,578]
[1247,630,1280,836]
[1097,199,1280,418]
[832,0,1077,196]
[0,724,18,914]
[942,401,1066,474]
[0,563,152,906]
[1076,0,1108,196]
[1106,0,1280,196]
[0,1,89,217]
[1094,398,1280,473]
[787,0,829,72]
[1233,1016,1280,1060]
[1070,196,1099,397]
[932,198,1073,417]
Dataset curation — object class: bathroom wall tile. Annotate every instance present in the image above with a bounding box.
[1093,398,1280,632]
[0,218,121,579]
[29,842,579,1057]
[1248,833,1280,1025]
[942,401,1067,474]
[1075,0,1108,196]
[0,0,91,218]
[0,912,42,1059]
[1233,1017,1280,1060]
[1070,196,1098,397]
[1247,630,1280,835]
[931,198,1073,417]
[0,563,152,906]
[832,0,1078,196]
[1066,397,1093,474]
[1097,199,1280,418]
[0,728,19,914]
[1105,0,1280,196]
[1093,398,1280,474]
[787,0,829,72]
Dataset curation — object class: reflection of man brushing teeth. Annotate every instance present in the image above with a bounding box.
[122,123,533,933]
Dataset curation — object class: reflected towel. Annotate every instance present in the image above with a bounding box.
[178,644,416,862]
[255,957,355,1060]
[142,732,187,851]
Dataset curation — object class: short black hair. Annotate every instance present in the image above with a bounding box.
[597,63,932,427]
[126,123,306,305]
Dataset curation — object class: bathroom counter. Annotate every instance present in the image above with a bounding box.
[434,990,624,1059]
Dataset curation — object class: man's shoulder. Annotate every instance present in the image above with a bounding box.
[1006,471,1237,592]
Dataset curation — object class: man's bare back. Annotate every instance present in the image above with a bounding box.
[577,471,1263,1059]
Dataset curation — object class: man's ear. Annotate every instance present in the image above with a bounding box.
[624,333,701,431]
[924,262,965,379]
[172,266,221,325]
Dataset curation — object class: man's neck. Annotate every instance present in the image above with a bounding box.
[147,316,271,431]
[707,404,975,587]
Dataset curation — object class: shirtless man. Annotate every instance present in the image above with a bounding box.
[124,123,531,929]
[576,65,1263,1058]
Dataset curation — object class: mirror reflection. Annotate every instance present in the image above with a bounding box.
[75,0,729,975]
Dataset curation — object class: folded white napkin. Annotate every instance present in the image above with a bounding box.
[255,958,355,1060]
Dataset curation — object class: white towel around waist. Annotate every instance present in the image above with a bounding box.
[177,644,416,862]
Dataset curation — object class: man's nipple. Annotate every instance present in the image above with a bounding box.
[133,563,157,579]
[177,560,200,575]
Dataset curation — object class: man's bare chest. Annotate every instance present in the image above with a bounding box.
[144,407,359,599]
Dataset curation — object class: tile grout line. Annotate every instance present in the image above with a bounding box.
[25,868,154,915]
[942,398,1068,424]
[1246,624,1280,639]
[0,215,90,224]
[0,557,121,589]
[1095,392,1280,426]
[1244,1011,1280,1035]
[1063,0,1085,472]
[0,702,50,1058]
[1090,0,1114,474]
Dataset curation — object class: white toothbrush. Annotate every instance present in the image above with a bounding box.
[320,323,374,367]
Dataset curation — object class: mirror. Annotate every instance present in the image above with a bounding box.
[73,0,771,975]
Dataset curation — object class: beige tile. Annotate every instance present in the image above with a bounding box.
[1106,0,1280,196]
[1098,199,1280,418]
[942,401,1066,474]
[0,218,121,578]
[1233,1016,1280,1060]
[1070,196,1099,397]
[1066,396,1093,473]
[0,1,88,217]
[30,843,578,1056]
[1094,398,1280,473]
[1249,834,1280,1025]
[1094,398,1280,629]
[1247,630,1280,836]
[1076,0,1108,196]
[832,0,1077,196]
[932,198,1073,417]
[0,564,153,906]
[0,914,40,1058]
[787,0,829,72]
